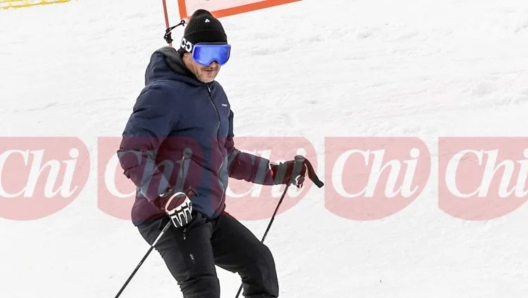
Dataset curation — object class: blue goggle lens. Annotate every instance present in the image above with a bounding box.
[192,44,231,66]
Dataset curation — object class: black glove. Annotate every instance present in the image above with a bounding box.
[154,188,195,228]
[269,156,308,188]
[270,155,325,189]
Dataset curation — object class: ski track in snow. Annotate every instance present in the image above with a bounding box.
[1,0,528,297]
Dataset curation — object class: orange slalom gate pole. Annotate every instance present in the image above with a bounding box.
[162,0,172,46]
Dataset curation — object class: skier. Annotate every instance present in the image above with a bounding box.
[117,9,311,298]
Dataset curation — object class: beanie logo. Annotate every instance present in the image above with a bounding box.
[205,19,210,23]
[181,37,193,52]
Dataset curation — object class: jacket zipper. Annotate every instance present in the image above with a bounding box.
[206,84,227,209]
[206,84,225,158]
[206,84,221,136]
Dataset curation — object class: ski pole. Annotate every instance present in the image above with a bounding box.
[115,150,192,297]
[234,155,309,298]
[115,220,172,298]
[234,182,291,298]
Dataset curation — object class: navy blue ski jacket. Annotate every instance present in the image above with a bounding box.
[118,47,276,225]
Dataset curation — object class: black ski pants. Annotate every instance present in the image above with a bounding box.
[137,210,279,298]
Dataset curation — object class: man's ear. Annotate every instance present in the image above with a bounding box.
[182,52,191,65]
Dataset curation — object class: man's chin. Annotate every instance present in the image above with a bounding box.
[198,73,217,83]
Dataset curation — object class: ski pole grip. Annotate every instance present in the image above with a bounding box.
[295,155,325,188]
[290,155,305,186]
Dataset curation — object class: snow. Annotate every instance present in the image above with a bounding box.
[1,0,528,297]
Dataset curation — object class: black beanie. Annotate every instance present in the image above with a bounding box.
[178,9,227,54]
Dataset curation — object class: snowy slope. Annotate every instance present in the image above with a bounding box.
[1,0,528,297]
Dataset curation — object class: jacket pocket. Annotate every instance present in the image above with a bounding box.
[173,156,205,192]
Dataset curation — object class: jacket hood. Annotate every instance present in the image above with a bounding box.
[144,46,202,86]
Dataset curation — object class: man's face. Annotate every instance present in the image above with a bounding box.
[183,53,221,83]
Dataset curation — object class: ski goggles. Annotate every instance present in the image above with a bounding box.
[191,43,231,66]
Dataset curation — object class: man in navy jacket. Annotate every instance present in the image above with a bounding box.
[117,9,308,298]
